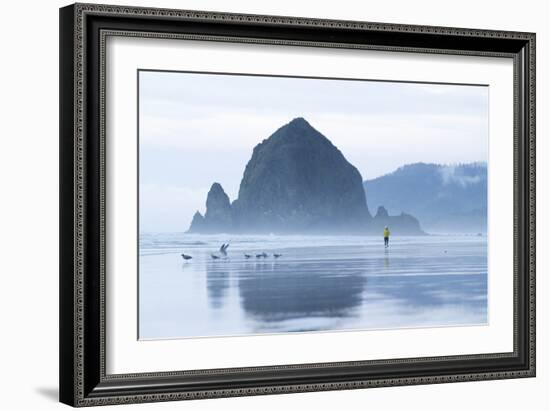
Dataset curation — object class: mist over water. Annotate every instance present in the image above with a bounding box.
[139,233,487,339]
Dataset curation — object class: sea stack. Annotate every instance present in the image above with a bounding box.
[231,117,371,233]
[187,117,424,235]
[188,182,232,233]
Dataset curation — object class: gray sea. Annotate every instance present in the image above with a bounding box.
[138,233,487,339]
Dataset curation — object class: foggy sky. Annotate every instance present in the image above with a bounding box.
[139,70,488,232]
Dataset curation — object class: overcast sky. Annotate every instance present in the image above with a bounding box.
[139,70,488,232]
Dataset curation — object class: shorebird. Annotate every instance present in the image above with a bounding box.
[273,253,282,258]
[244,254,252,259]
[210,254,220,260]
[181,253,192,260]
[256,252,268,258]
[220,243,230,256]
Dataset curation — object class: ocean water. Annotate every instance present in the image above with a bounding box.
[139,233,487,339]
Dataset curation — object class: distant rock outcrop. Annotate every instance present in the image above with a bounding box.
[371,206,423,235]
[188,118,424,235]
[375,206,389,219]
[364,162,487,233]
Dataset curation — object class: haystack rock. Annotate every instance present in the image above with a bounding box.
[230,117,371,233]
[188,118,424,235]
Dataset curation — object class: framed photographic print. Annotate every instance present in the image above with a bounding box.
[59,3,536,407]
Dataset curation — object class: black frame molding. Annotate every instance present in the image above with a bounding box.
[60,3,535,407]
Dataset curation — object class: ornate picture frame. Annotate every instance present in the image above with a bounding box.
[59,3,535,406]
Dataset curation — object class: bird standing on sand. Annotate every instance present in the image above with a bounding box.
[256,252,268,258]
[181,253,192,260]
[210,254,220,260]
[244,254,252,259]
[273,253,282,258]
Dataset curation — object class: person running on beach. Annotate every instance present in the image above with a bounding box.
[383,226,390,248]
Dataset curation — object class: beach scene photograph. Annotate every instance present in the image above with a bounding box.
[138,70,488,340]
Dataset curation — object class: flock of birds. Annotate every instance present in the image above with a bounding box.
[180,243,282,261]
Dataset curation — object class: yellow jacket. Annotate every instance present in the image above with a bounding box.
[383,228,390,237]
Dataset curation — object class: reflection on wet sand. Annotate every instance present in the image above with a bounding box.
[205,263,230,309]
[139,234,488,339]
[202,255,487,332]
[236,260,367,326]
